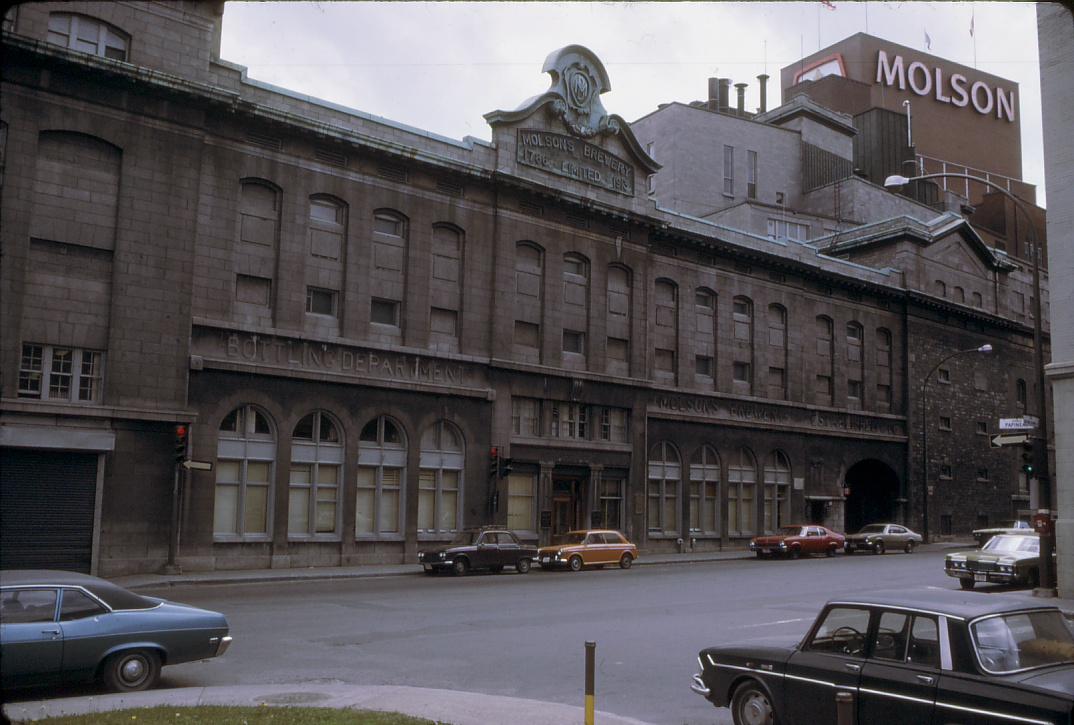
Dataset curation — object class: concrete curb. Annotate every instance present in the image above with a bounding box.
[2,684,656,725]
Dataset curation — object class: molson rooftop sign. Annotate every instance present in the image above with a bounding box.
[875,50,1015,122]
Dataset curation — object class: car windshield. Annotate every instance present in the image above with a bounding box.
[982,536,1038,554]
[971,610,1074,673]
[450,531,481,545]
[858,524,886,533]
[779,526,803,536]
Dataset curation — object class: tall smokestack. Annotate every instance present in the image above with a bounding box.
[718,78,731,112]
[708,78,719,111]
[735,82,747,114]
[757,74,769,113]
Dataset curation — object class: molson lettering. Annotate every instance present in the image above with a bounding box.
[875,50,1015,122]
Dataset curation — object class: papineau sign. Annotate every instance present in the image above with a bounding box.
[875,50,1016,122]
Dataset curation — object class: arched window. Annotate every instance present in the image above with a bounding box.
[876,328,893,410]
[953,286,965,303]
[288,411,343,538]
[47,13,129,60]
[934,280,947,297]
[356,416,407,537]
[514,242,544,358]
[653,280,679,381]
[606,265,632,375]
[430,224,463,346]
[728,448,757,536]
[1016,378,1027,409]
[215,405,276,539]
[563,253,589,303]
[308,195,346,260]
[767,304,787,399]
[689,445,721,535]
[31,132,121,250]
[763,451,792,532]
[971,291,983,308]
[815,315,834,405]
[418,421,463,534]
[647,442,681,535]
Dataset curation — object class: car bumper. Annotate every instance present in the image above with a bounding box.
[945,569,1019,584]
[537,555,568,568]
[212,635,233,657]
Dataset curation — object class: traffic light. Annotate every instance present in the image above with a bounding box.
[499,457,513,478]
[174,424,188,464]
[1021,440,1035,476]
[489,447,500,479]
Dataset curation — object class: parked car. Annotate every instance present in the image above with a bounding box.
[749,525,845,559]
[844,523,923,554]
[417,527,537,575]
[972,519,1033,547]
[945,533,1042,590]
[691,589,1074,725]
[1,570,231,692]
[536,530,637,571]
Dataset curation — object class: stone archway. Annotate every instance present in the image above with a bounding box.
[844,459,900,534]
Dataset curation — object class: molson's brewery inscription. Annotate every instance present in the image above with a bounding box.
[653,394,904,438]
[517,129,634,195]
[206,332,473,387]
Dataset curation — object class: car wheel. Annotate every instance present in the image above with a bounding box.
[904,541,916,554]
[101,649,160,692]
[789,547,800,560]
[874,541,885,555]
[731,679,775,725]
[959,577,975,590]
[452,557,469,576]
[826,544,837,557]
[845,546,855,555]
[516,558,531,574]
[619,553,633,569]
[568,555,583,572]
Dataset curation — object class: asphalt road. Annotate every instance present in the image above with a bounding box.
[81,548,989,725]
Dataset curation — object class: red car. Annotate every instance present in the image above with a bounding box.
[749,524,845,559]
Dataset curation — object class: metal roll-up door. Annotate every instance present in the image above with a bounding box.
[0,449,97,572]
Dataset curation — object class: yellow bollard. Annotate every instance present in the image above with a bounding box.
[585,640,595,725]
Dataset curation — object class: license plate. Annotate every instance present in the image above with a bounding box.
[541,557,550,563]
[761,549,772,554]
[974,573,987,582]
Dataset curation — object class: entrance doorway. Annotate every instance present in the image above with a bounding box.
[551,477,586,536]
[844,459,900,533]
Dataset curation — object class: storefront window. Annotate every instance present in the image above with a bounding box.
[418,420,463,534]
[507,472,536,531]
[356,416,406,537]
[215,405,276,540]
[647,441,681,535]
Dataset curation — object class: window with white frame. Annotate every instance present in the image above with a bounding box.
[506,471,536,531]
[215,405,276,539]
[289,411,343,538]
[356,416,406,537]
[727,447,757,536]
[18,344,103,403]
[418,420,463,535]
[512,397,542,437]
[766,219,809,241]
[763,451,791,533]
[551,401,588,440]
[689,445,720,535]
[47,13,129,60]
[599,478,624,530]
[647,441,680,535]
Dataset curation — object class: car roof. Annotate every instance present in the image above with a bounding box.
[827,588,1059,621]
[1,569,156,610]
[565,529,626,536]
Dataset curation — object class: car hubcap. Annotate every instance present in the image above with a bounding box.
[121,656,147,685]
[741,692,772,725]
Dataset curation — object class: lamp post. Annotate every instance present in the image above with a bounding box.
[920,345,993,542]
[886,172,1052,590]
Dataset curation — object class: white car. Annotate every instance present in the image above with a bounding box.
[972,520,1033,547]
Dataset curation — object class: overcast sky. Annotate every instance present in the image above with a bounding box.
[219,1,1045,202]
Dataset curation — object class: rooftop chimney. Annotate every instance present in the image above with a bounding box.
[735,82,747,114]
[718,78,731,112]
[707,78,719,111]
[757,74,769,113]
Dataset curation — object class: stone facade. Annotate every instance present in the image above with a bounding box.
[0,2,1051,575]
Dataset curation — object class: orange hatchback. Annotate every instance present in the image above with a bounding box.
[536,529,638,571]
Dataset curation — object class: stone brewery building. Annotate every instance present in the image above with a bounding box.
[0,2,1051,575]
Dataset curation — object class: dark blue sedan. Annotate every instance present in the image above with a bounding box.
[1,570,231,692]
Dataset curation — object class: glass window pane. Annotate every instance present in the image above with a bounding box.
[382,468,401,488]
[360,420,378,441]
[441,470,459,490]
[439,490,458,530]
[418,489,435,530]
[419,470,436,490]
[244,486,268,534]
[356,467,375,488]
[380,489,399,533]
[213,485,238,534]
[252,410,272,436]
[289,489,310,534]
[317,465,338,486]
[293,414,315,440]
[315,500,336,533]
[319,415,340,443]
[383,419,402,446]
[246,461,270,484]
[355,489,374,534]
[289,464,312,485]
[216,460,241,483]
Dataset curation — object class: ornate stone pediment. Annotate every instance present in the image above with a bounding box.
[542,45,619,138]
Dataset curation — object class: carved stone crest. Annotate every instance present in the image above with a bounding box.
[543,46,620,138]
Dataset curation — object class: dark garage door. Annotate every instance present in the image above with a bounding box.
[0,449,97,572]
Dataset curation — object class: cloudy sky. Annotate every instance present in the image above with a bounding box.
[219,1,1045,201]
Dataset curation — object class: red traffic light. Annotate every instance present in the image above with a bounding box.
[175,424,188,438]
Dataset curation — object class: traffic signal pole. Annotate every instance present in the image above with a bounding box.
[164,424,189,574]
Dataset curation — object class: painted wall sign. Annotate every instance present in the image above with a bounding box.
[517,129,635,195]
[875,50,1015,122]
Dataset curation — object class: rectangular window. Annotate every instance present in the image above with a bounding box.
[767,219,809,241]
[18,343,103,403]
[847,379,863,401]
[815,374,833,403]
[236,274,272,306]
[976,468,989,481]
[511,398,541,437]
[723,145,734,196]
[305,286,337,316]
[696,355,714,378]
[506,472,536,531]
[938,368,951,384]
[877,384,892,408]
[430,307,458,336]
[940,464,953,479]
[768,367,786,399]
[563,329,585,355]
[515,320,540,348]
[599,479,624,530]
[655,348,675,372]
[599,408,629,443]
[733,361,751,383]
[747,150,758,199]
[976,421,988,435]
[551,402,589,440]
[607,337,629,361]
[371,298,400,326]
[939,416,952,431]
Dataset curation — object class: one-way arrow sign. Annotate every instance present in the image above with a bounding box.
[181,460,214,471]
[990,433,1029,448]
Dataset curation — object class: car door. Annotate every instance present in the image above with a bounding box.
[0,587,62,688]
[475,532,499,568]
[783,606,871,724]
[498,532,521,567]
[58,587,113,682]
[889,526,908,548]
[858,611,938,723]
[806,527,825,554]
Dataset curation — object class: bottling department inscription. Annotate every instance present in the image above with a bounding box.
[517,129,635,195]
[203,332,475,387]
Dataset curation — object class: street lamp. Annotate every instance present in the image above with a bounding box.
[921,344,993,543]
[886,173,1052,585]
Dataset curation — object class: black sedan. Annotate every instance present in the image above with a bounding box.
[691,590,1074,725]
[1,570,231,692]
[418,527,537,575]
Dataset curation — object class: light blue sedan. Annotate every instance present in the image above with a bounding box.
[1,570,231,692]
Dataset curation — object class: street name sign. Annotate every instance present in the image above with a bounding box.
[990,433,1029,448]
[999,417,1038,431]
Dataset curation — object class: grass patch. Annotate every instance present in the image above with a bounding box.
[35,705,448,725]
